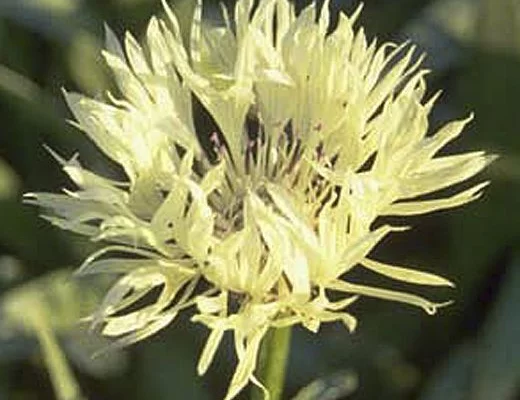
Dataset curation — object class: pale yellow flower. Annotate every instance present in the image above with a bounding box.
[25,0,495,398]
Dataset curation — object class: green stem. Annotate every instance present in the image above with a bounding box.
[251,327,292,400]
[29,304,84,400]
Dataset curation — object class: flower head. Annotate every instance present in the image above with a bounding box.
[25,0,495,398]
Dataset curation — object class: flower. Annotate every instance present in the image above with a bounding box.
[25,0,495,398]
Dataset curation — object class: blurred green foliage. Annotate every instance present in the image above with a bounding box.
[0,0,518,399]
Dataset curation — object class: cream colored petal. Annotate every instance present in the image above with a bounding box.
[63,91,136,180]
[102,51,153,110]
[248,193,311,300]
[386,181,490,216]
[197,326,225,375]
[76,258,186,276]
[224,325,268,400]
[124,31,151,76]
[330,225,407,281]
[200,161,225,194]
[190,0,203,66]
[195,292,227,315]
[99,311,178,352]
[401,153,495,199]
[361,258,455,287]
[104,23,125,60]
[414,114,474,161]
[330,280,452,315]
[365,45,420,118]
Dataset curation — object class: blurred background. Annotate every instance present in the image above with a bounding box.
[0,0,518,399]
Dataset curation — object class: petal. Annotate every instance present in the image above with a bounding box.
[330,280,453,315]
[386,181,490,216]
[224,326,268,400]
[361,258,455,287]
[197,327,225,375]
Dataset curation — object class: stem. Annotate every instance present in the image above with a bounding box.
[251,327,292,400]
[29,304,84,400]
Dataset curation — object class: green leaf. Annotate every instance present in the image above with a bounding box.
[0,0,91,42]
[471,254,520,400]
[0,158,19,199]
[450,0,520,304]
[419,254,520,400]
[419,343,475,400]
[291,370,358,400]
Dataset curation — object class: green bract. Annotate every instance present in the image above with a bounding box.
[25,0,495,398]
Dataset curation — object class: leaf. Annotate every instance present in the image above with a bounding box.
[0,269,110,399]
[291,370,358,400]
[62,331,128,378]
[419,253,520,400]
[0,0,107,93]
[418,342,475,400]
[0,64,44,104]
[449,0,520,304]
[0,0,87,42]
[470,254,520,400]
[0,158,19,199]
